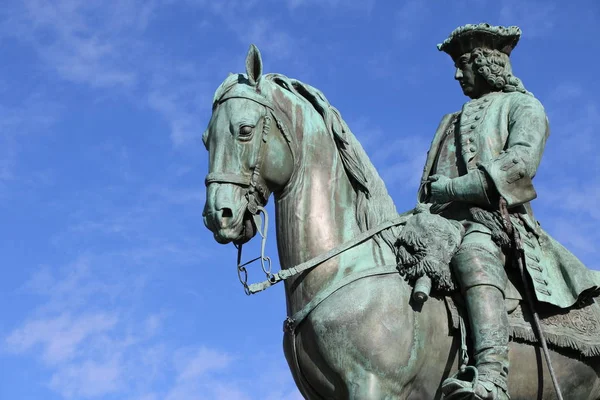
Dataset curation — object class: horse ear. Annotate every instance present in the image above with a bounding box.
[245,44,263,85]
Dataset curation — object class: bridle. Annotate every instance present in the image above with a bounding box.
[205,89,279,213]
[204,85,292,295]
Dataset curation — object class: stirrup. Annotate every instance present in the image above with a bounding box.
[442,366,509,400]
[442,366,479,399]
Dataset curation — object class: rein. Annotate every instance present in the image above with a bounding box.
[237,207,410,336]
[244,211,411,295]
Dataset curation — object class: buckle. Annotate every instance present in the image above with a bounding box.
[283,317,295,334]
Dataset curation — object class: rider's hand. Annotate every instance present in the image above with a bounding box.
[428,174,454,204]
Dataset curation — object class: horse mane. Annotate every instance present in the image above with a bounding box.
[209,72,401,250]
[264,74,400,250]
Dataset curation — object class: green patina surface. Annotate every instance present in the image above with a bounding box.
[202,24,600,400]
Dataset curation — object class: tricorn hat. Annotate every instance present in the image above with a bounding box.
[437,23,521,60]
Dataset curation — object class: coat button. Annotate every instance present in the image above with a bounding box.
[468,138,474,143]
[479,105,485,109]
[469,146,476,152]
[470,124,477,129]
[512,158,519,164]
[475,115,481,120]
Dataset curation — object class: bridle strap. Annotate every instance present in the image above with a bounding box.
[207,85,292,204]
[284,263,400,334]
[244,112,271,213]
[205,172,252,187]
[218,93,275,111]
[248,210,413,294]
[204,99,274,212]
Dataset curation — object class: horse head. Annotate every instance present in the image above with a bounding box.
[202,45,295,245]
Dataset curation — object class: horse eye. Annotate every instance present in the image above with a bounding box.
[239,125,253,136]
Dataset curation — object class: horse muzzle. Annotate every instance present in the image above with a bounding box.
[203,199,258,245]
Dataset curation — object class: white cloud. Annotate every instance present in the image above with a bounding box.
[146,76,210,148]
[530,81,600,267]
[241,18,296,60]
[5,266,130,396]
[163,347,303,400]
[351,116,428,195]
[553,103,599,158]
[4,259,302,399]
[1,0,212,147]
[541,94,600,190]
[144,313,166,337]
[538,183,600,223]
[45,179,210,270]
[6,312,118,365]
[546,217,598,255]
[181,0,301,63]
[4,259,152,398]
[6,0,149,88]
[21,258,124,315]
[174,347,233,382]
[39,37,136,88]
[1,0,309,151]
[49,357,123,398]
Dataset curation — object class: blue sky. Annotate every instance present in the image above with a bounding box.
[1,1,599,399]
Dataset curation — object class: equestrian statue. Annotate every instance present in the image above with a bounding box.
[202,23,600,399]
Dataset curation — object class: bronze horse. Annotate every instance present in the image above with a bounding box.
[202,45,600,399]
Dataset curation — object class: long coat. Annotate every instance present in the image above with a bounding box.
[417,90,600,309]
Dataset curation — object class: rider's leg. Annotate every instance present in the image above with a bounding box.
[442,231,510,400]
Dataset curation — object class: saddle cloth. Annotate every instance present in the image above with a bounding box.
[445,295,600,358]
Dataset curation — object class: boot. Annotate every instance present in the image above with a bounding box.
[442,285,510,400]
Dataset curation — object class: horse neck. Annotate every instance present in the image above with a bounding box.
[273,111,398,314]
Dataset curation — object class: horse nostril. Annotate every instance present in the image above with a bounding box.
[221,208,233,219]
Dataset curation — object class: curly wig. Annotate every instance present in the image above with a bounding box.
[471,47,530,95]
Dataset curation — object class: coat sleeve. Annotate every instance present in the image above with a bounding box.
[479,94,550,207]
[417,113,459,203]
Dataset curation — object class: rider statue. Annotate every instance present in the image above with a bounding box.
[418,23,600,399]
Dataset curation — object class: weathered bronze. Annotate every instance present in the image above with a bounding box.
[202,24,600,399]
